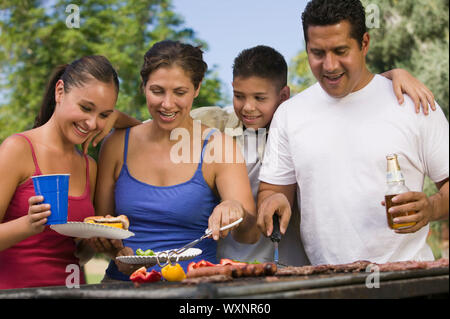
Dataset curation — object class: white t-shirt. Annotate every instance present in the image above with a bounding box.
[259,75,449,265]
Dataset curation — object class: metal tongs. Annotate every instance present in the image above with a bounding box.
[156,218,243,267]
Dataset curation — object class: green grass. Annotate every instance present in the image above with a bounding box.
[85,273,104,285]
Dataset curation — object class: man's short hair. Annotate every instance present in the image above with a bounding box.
[233,45,288,90]
[302,0,367,48]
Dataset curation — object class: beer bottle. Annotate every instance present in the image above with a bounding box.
[385,154,416,230]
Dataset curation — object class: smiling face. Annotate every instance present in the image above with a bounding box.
[144,65,200,131]
[54,79,117,144]
[232,76,290,130]
[306,20,372,98]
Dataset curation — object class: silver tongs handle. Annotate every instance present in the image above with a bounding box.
[204,217,243,237]
[174,217,244,255]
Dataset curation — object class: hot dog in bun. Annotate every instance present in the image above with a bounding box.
[83,215,130,230]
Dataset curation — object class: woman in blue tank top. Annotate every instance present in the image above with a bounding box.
[94,41,260,281]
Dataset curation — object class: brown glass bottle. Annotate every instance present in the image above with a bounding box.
[385,154,416,230]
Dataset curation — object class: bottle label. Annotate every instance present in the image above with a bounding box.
[387,170,404,183]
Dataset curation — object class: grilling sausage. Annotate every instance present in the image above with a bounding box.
[236,263,277,277]
[263,262,277,276]
[185,262,277,279]
[186,265,232,278]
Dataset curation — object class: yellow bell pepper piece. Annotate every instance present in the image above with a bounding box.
[161,263,186,282]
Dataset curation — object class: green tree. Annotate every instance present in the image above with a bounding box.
[0,0,224,145]
[288,50,316,95]
[362,0,449,118]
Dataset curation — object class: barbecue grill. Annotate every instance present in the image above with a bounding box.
[1,266,447,299]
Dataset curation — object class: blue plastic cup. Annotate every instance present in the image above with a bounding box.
[31,174,70,225]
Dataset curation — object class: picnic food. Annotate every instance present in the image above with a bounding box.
[185,261,277,279]
[161,263,187,282]
[275,258,449,276]
[129,267,162,284]
[183,274,234,284]
[136,248,155,256]
[187,260,216,272]
[219,258,247,266]
[83,215,130,230]
[377,258,449,272]
[186,265,233,278]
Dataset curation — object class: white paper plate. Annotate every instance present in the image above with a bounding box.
[116,248,202,265]
[50,222,135,239]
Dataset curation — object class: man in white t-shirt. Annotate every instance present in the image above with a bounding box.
[257,0,449,265]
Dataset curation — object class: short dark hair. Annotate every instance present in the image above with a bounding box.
[232,45,287,90]
[140,40,207,90]
[302,0,367,48]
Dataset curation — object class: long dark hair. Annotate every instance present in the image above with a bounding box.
[34,55,119,128]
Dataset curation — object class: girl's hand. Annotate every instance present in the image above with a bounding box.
[384,68,436,115]
[82,111,119,154]
[208,199,245,240]
[27,195,51,235]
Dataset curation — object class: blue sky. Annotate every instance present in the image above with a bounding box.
[172,0,309,101]
[0,1,309,105]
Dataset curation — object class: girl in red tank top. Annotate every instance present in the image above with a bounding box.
[0,56,123,289]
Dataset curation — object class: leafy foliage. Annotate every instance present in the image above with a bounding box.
[288,50,316,95]
[0,0,224,143]
[362,0,449,118]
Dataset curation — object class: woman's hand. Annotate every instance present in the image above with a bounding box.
[115,246,153,275]
[208,199,245,241]
[26,195,51,235]
[85,236,124,258]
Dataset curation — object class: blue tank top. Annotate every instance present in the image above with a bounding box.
[106,127,220,281]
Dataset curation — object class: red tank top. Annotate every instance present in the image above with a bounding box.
[0,134,95,289]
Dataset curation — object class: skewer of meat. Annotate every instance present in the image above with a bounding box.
[186,265,233,278]
[185,263,277,279]
[276,258,449,276]
[229,263,277,277]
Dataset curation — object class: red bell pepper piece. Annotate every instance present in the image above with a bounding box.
[187,262,197,272]
[130,267,162,284]
[187,260,216,272]
[197,260,216,267]
[220,258,247,266]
